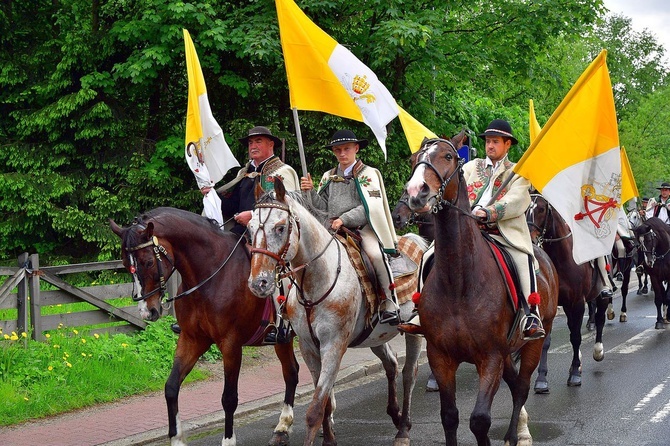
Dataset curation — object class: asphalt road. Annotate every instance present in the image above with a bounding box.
[160,287,670,446]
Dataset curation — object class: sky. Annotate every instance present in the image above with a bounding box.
[602,0,670,61]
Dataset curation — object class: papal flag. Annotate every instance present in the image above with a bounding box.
[529,99,542,143]
[620,145,639,204]
[515,50,620,265]
[275,0,435,155]
[184,29,239,225]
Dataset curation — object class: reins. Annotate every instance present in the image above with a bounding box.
[527,194,573,248]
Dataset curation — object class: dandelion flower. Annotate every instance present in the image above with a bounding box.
[81,353,87,357]
[10,333,18,341]
[73,329,79,335]
[21,332,27,338]
[53,344,60,349]
[24,397,29,401]
[3,334,8,340]
[66,362,72,368]
[45,333,51,339]
[121,343,128,348]
[94,333,100,339]
[81,338,86,344]
[48,366,53,371]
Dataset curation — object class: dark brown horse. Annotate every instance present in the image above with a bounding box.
[404,135,558,446]
[633,216,670,329]
[392,190,435,242]
[526,194,611,390]
[110,207,299,446]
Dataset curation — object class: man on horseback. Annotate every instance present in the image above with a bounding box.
[300,129,402,325]
[466,119,545,340]
[643,182,670,224]
[211,125,300,344]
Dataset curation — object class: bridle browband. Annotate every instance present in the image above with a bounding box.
[249,201,299,269]
[125,229,244,303]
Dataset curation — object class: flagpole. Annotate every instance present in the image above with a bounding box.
[291,107,313,205]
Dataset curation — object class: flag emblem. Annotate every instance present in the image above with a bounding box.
[574,179,619,233]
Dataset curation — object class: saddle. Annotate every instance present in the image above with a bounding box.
[335,227,420,327]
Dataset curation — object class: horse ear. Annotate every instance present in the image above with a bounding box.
[254,179,265,201]
[109,219,124,237]
[453,129,468,148]
[274,176,286,202]
[145,222,155,238]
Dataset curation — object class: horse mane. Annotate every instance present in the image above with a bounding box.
[121,207,223,250]
[640,217,670,243]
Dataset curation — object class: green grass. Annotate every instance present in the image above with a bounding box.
[0,316,241,426]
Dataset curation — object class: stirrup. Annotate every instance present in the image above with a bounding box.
[379,310,400,325]
[520,314,545,340]
[600,288,614,298]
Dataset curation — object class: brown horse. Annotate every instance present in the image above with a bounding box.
[404,135,558,446]
[633,216,670,329]
[392,190,435,243]
[526,194,612,391]
[110,208,299,446]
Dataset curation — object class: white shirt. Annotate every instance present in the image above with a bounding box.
[475,156,506,209]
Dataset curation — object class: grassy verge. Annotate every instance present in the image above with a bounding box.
[0,316,250,426]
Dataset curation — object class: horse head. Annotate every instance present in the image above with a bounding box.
[110,217,176,321]
[633,218,670,269]
[404,131,467,214]
[526,194,551,246]
[248,177,301,298]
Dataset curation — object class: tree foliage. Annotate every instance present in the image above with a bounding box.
[0,0,666,263]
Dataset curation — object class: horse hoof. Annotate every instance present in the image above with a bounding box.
[567,375,582,386]
[268,431,289,446]
[534,380,550,394]
[426,377,439,392]
[607,304,614,320]
[393,437,411,446]
[620,313,627,323]
[586,321,595,331]
[656,322,666,329]
[642,286,649,294]
[637,289,643,295]
[593,343,604,362]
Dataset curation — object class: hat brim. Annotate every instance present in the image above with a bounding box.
[239,134,283,148]
[477,130,518,145]
[324,138,368,149]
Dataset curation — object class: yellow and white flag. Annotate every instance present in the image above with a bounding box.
[275,0,434,155]
[184,30,239,225]
[620,145,639,204]
[515,50,620,265]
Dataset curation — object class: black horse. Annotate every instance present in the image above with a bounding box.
[633,217,670,329]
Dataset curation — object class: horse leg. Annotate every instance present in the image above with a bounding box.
[564,301,584,386]
[429,353,459,446]
[502,348,537,446]
[370,343,401,428]
[300,341,345,446]
[533,331,551,394]
[650,276,666,329]
[268,342,300,446]
[586,300,596,331]
[620,260,631,322]
[593,292,609,361]
[471,358,504,446]
[166,337,211,446]
[393,334,423,446]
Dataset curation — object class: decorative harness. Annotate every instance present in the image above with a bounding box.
[249,199,342,348]
[638,226,670,269]
[125,230,244,304]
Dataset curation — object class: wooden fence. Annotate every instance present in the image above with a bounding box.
[0,253,178,341]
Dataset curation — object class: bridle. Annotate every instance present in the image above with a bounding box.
[410,138,474,219]
[249,201,300,272]
[125,230,244,304]
[527,194,572,248]
[638,227,670,268]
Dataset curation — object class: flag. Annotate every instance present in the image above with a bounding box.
[529,99,542,143]
[276,0,434,156]
[184,29,239,225]
[515,50,620,265]
[184,29,239,186]
[398,106,437,153]
[620,145,639,204]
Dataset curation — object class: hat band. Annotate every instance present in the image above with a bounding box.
[330,137,359,145]
[485,129,515,138]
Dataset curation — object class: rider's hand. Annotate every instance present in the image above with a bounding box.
[235,210,252,226]
[200,186,212,196]
[471,206,488,221]
[331,218,344,231]
[300,173,314,191]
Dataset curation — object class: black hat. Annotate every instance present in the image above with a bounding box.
[238,126,282,148]
[323,129,368,149]
[477,119,518,145]
[656,182,670,190]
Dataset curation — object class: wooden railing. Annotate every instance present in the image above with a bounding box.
[0,253,178,341]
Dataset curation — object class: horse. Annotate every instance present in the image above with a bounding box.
[526,193,612,391]
[110,207,299,446]
[403,134,558,446]
[246,180,428,446]
[633,216,670,329]
[392,190,435,242]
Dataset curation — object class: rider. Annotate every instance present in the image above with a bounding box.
[213,125,300,344]
[300,129,401,325]
[643,182,670,224]
[465,119,545,340]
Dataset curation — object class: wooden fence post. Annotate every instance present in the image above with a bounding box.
[17,253,29,339]
[28,253,44,341]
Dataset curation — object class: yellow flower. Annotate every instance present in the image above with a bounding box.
[21,332,27,338]
[24,397,29,401]
[94,333,100,339]
[121,343,128,348]
[10,333,18,341]
[48,366,53,371]
[81,353,87,357]
[58,323,63,328]
[3,334,8,340]
[45,333,51,339]
[64,352,69,358]
[66,362,72,368]
[53,344,60,349]
[81,338,86,344]
[72,329,78,335]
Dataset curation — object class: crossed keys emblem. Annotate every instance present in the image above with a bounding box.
[574,184,618,231]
